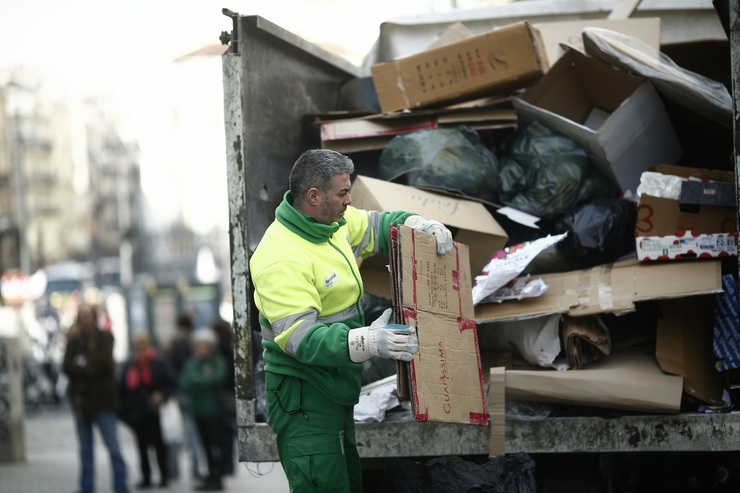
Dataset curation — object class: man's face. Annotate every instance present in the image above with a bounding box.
[315,173,352,225]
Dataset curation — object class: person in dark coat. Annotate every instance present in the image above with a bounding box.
[63,303,129,493]
[211,317,236,476]
[164,311,205,481]
[179,328,228,491]
[119,332,176,489]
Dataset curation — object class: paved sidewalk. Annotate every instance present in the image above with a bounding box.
[0,404,289,493]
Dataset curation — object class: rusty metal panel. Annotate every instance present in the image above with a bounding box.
[222,14,360,462]
[238,412,740,462]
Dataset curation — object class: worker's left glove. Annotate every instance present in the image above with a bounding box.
[348,309,419,363]
[404,215,453,255]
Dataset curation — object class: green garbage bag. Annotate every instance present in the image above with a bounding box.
[378,125,501,204]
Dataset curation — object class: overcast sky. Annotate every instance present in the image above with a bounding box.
[0,0,453,100]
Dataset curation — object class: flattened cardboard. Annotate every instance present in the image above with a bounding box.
[320,116,437,153]
[351,175,508,298]
[513,48,682,195]
[371,21,548,113]
[505,349,683,414]
[475,258,723,322]
[391,225,488,425]
[655,297,726,405]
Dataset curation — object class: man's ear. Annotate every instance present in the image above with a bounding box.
[306,187,321,206]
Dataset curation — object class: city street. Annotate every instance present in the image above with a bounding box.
[0,404,289,493]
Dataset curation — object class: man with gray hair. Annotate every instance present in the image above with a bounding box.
[249,149,453,492]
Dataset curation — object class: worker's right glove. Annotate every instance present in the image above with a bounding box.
[348,308,419,363]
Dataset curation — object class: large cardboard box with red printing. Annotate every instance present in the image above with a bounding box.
[371,21,548,114]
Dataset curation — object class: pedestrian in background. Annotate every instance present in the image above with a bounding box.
[62,303,130,493]
[211,317,236,476]
[178,328,227,491]
[118,332,176,489]
[164,311,205,481]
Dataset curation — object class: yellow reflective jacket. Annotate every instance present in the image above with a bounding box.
[250,191,413,405]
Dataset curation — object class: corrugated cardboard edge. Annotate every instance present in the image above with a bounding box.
[488,367,506,458]
[475,258,724,322]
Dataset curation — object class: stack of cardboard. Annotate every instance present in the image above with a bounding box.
[346,10,736,456]
[315,16,665,157]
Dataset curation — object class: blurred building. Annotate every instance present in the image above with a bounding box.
[84,103,146,283]
[0,70,147,288]
[0,71,88,274]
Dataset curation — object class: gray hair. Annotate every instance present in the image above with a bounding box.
[191,327,218,347]
[289,149,355,206]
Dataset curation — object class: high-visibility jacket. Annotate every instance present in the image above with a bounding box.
[250,191,414,405]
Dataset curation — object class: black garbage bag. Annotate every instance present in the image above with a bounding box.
[555,197,637,267]
[498,121,617,218]
[383,453,536,493]
[378,125,501,203]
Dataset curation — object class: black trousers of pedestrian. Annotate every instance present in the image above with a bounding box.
[133,413,168,486]
[220,416,236,475]
[195,416,223,487]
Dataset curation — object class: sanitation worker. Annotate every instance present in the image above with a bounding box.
[249,149,453,492]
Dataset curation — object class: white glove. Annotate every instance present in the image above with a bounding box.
[404,215,454,255]
[348,308,419,363]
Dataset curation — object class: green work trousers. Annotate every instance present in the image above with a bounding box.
[265,372,361,493]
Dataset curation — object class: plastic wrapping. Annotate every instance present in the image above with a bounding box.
[478,314,563,369]
[582,27,732,128]
[635,171,683,200]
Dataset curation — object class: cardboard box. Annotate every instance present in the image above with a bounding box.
[655,297,726,405]
[512,49,683,195]
[535,17,661,67]
[635,194,737,237]
[371,21,548,114]
[635,231,738,261]
[636,194,737,236]
[504,349,683,414]
[351,175,508,297]
[475,258,723,322]
[390,225,488,425]
[635,165,736,237]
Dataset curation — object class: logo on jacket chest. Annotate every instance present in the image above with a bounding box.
[324,271,339,288]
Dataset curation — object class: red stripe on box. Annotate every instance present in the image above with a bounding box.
[469,412,489,426]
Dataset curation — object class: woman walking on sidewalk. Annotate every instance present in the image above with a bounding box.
[63,303,130,493]
[118,332,176,489]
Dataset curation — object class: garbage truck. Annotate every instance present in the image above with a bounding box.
[220,1,740,487]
